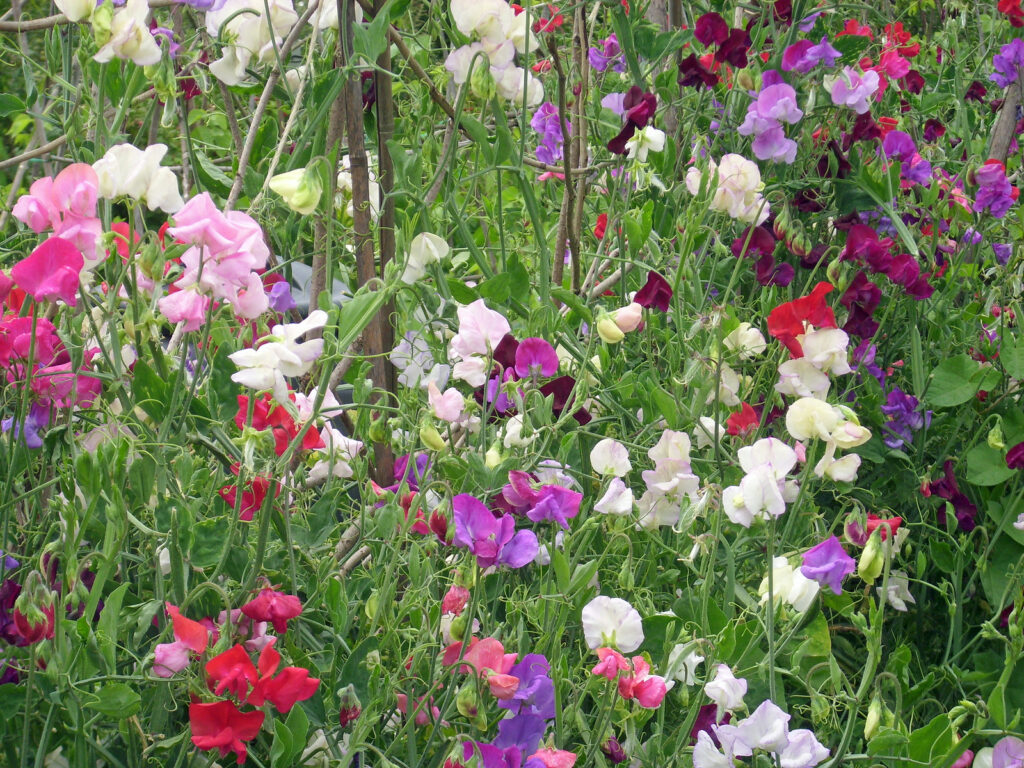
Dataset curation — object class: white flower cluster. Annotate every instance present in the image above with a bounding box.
[636,430,701,530]
[685,154,770,225]
[786,397,871,482]
[445,0,543,106]
[775,327,852,399]
[206,0,298,85]
[722,438,800,528]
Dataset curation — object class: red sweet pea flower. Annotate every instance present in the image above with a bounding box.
[594,213,608,240]
[189,699,264,764]
[726,403,759,436]
[865,514,902,541]
[248,641,320,712]
[241,588,302,633]
[218,464,276,522]
[166,602,210,654]
[766,282,837,356]
[206,644,259,700]
[835,19,873,39]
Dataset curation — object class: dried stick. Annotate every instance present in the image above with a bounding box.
[549,39,575,290]
[373,0,397,402]
[0,136,66,171]
[342,0,394,484]
[989,76,1023,165]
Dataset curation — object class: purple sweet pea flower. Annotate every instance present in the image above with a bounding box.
[992,736,1024,768]
[993,243,1012,265]
[800,535,856,595]
[173,0,228,9]
[882,130,915,161]
[531,103,571,166]
[881,389,930,449]
[526,485,582,529]
[901,154,932,186]
[991,39,1024,89]
[514,338,559,378]
[462,742,522,768]
[1,402,50,449]
[782,37,839,74]
[739,83,802,164]
[267,281,297,312]
[499,654,555,719]
[0,552,18,571]
[588,34,626,74]
[975,162,1016,219]
[495,714,547,757]
[452,494,538,569]
[798,12,822,32]
[830,67,880,114]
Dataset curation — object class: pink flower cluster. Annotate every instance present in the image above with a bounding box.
[12,164,102,264]
[591,647,669,708]
[158,193,270,331]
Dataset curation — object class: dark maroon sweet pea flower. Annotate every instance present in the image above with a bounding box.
[493,333,520,372]
[925,460,978,532]
[792,189,824,213]
[607,87,658,155]
[801,243,828,269]
[923,118,946,142]
[841,271,882,314]
[678,54,718,89]
[754,254,795,287]
[694,12,729,45]
[965,80,988,102]
[844,113,881,149]
[540,376,591,424]
[634,270,672,311]
[1008,442,1024,469]
[715,27,751,68]
[843,305,879,339]
[731,226,776,258]
[901,69,924,93]
[690,703,731,746]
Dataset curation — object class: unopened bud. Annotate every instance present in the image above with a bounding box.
[858,531,885,583]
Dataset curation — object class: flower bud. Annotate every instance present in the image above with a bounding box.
[601,737,628,764]
[597,316,625,344]
[858,531,885,583]
[484,444,502,468]
[612,302,643,333]
[456,683,480,718]
[988,422,1006,451]
[269,166,323,215]
[442,585,470,616]
[420,424,446,452]
[338,685,362,728]
[864,694,883,740]
[735,69,755,91]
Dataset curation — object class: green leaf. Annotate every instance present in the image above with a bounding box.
[929,540,956,574]
[193,150,234,197]
[0,94,26,118]
[908,715,954,765]
[85,683,141,719]
[340,637,379,704]
[190,519,228,568]
[132,359,171,422]
[551,550,570,594]
[926,354,985,407]
[478,271,512,303]
[551,289,593,324]
[447,278,478,304]
[1001,333,1024,379]
[98,583,130,673]
[352,0,392,63]
[0,684,26,722]
[965,443,1016,486]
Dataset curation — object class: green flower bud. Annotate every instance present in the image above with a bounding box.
[269,165,323,215]
[858,531,885,583]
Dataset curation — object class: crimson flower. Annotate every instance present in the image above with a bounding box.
[241,588,302,633]
[726,403,759,436]
[1007,442,1024,469]
[766,282,837,356]
[189,699,264,764]
[206,644,259,700]
[633,270,672,312]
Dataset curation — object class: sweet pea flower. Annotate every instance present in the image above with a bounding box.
[401,232,450,284]
[625,126,666,162]
[591,438,632,477]
[205,0,298,85]
[452,493,538,569]
[685,154,770,225]
[736,700,791,752]
[55,0,94,20]
[704,664,747,716]
[515,338,559,378]
[618,656,669,708]
[992,736,1024,768]
[92,143,184,213]
[722,438,799,527]
[94,0,162,67]
[779,729,830,768]
[723,322,767,358]
[268,167,322,215]
[827,67,880,114]
[800,536,855,594]
[229,310,328,404]
[594,478,634,515]
[666,642,704,685]
[581,596,644,653]
[876,570,916,611]
[760,556,820,612]
[785,397,840,441]
[428,381,465,423]
[781,37,841,73]
[11,237,84,307]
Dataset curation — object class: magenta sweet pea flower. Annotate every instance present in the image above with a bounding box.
[782,37,840,73]
[800,535,855,595]
[452,494,538,569]
[11,236,85,307]
[1007,442,1024,470]
[526,485,582,529]
[514,338,559,378]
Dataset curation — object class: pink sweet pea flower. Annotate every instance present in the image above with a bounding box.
[487,673,521,700]
[618,656,669,708]
[11,237,84,306]
[591,647,630,679]
[527,748,577,768]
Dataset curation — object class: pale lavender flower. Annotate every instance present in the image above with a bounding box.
[829,67,880,114]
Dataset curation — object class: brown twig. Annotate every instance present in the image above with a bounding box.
[343,0,394,484]
[0,0,176,30]
[0,136,67,171]
[989,75,1023,164]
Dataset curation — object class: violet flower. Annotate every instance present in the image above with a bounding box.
[738,83,803,164]
[800,535,855,595]
[499,654,555,719]
[993,243,1012,265]
[781,37,840,74]
[880,388,929,449]
[991,39,1024,88]
[495,714,546,758]
[462,742,522,768]
[531,103,571,166]
[526,485,582,529]
[267,281,297,312]
[588,34,625,74]
[452,494,538,569]
[975,162,1016,219]
[829,67,880,114]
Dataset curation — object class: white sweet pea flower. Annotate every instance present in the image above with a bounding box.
[830,421,871,449]
[760,556,819,612]
[775,359,831,399]
[785,397,840,441]
[502,413,536,448]
[665,643,704,685]
[594,478,634,515]
[723,438,798,527]
[94,0,162,67]
[693,731,733,768]
[229,310,328,403]
[706,363,742,406]
[635,490,682,530]
[704,664,747,716]
[591,438,632,477]
[55,0,94,22]
[402,232,450,284]
[877,570,916,611]
[206,0,298,85]
[581,596,644,652]
[269,167,322,215]
[723,322,767,359]
[93,143,184,213]
[626,126,666,162]
[308,426,363,483]
[799,327,853,375]
[693,416,725,450]
[779,729,830,768]
[736,700,791,753]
